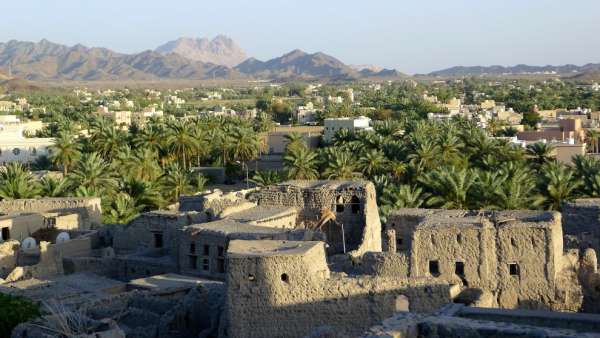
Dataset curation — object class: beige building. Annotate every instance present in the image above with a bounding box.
[264,125,323,154]
[324,116,373,142]
[0,116,52,165]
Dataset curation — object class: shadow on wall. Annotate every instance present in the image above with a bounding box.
[224,283,452,338]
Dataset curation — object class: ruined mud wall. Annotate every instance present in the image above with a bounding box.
[256,181,382,254]
[225,240,452,338]
[0,198,102,229]
[563,199,600,254]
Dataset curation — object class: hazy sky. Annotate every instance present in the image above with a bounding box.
[2,0,599,74]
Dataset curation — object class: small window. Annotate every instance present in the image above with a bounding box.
[12,148,20,155]
[217,259,225,273]
[509,263,520,276]
[396,237,403,249]
[511,238,517,247]
[153,233,163,248]
[203,245,210,256]
[455,262,465,276]
[248,274,256,281]
[202,258,210,271]
[456,234,462,244]
[189,256,197,269]
[1,227,10,240]
[336,204,345,212]
[189,242,196,254]
[281,273,289,283]
[429,260,440,277]
[217,246,224,257]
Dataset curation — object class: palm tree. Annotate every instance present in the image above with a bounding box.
[122,178,164,211]
[495,162,537,210]
[284,147,319,180]
[526,142,556,166]
[40,176,69,197]
[103,193,142,224]
[323,151,359,179]
[68,152,117,196]
[586,129,600,154]
[167,120,197,170]
[537,162,581,210]
[251,170,283,187]
[0,163,40,199]
[419,166,478,209]
[379,184,426,222]
[161,162,193,202]
[49,132,81,176]
[358,149,388,178]
[91,125,126,160]
[284,132,306,154]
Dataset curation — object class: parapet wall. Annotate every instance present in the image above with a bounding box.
[0,197,102,229]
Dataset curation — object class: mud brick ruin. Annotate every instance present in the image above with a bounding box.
[1,180,600,338]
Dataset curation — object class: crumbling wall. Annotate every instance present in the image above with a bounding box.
[256,180,382,255]
[0,197,102,229]
[563,199,600,254]
[225,240,453,338]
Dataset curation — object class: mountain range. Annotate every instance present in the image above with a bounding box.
[155,36,246,67]
[0,38,403,81]
[426,64,600,77]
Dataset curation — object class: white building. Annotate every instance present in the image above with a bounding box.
[294,102,318,125]
[323,116,373,142]
[0,116,53,165]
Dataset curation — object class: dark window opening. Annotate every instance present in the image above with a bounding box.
[189,256,197,269]
[396,237,403,249]
[1,227,10,240]
[509,263,520,276]
[153,233,163,248]
[429,260,440,277]
[281,273,289,283]
[248,274,256,281]
[217,259,225,273]
[456,234,462,244]
[511,238,517,247]
[217,246,224,257]
[189,242,196,254]
[350,195,360,214]
[336,204,345,212]
[205,211,212,221]
[455,262,465,276]
[203,245,210,256]
[202,258,210,271]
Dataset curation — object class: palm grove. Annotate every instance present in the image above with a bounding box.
[278,117,595,222]
[0,116,263,224]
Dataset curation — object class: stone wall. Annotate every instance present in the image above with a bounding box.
[224,240,453,338]
[382,209,583,312]
[563,199,600,254]
[0,197,102,229]
[256,180,382,255]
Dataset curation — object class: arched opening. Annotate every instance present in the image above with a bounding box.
[335,195,344,212]
[350,195,360,214]
[248,274,256,282]
[281,273,289,283]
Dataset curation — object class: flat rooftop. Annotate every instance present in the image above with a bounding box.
[226,205,296,223]
[185,219,288,237]
[0,273,125,308]
[228,240,323,258]
[128,273,222,291]
[277,180,370,190]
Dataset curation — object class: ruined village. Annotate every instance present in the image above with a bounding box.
[0,179,596,337]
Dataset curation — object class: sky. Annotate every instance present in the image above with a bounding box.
[2,0,600,74]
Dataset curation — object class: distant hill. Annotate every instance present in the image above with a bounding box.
[0,78,41,92]
[564,70,600,82]
[235,49,358,80]
[155,35,247,67]
[0,39,233,81]
[235,49,404,80]
[0,39,405,81]
[427,63,600,77]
